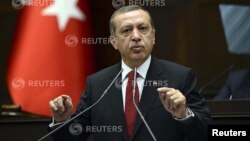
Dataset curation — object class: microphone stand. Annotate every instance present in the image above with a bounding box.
[37,69,123,141]
[132,68,157,141]
[198,58,245,94]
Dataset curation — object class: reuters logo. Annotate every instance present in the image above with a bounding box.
[69,122,83,136]
[112,0,125,9]
[115,78,123,90]
[65,34,78,47]
[12,0,26,9]
[12,78,25,90]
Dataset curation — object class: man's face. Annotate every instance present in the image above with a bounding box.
[111,9,155,66]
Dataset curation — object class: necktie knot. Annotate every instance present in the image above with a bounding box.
[128,71,139,80]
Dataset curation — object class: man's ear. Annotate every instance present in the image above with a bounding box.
[110,36,118,50]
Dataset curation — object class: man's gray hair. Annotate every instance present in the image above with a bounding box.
[109,5,154,36]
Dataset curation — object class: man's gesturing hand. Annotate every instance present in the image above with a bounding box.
[157,87,188,119]
[49,95,73,122]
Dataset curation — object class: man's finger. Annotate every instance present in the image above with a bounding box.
[174,96,185,108]
[157,87,173,93]
[64,99,73,112]
[169,94,179,109]
[57,97,65,112]
[159,92,166,105]
[165,94,171,110]
[61,95,71,101]
[49,100,57,111]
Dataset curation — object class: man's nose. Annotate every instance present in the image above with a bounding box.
[131,29,141,42]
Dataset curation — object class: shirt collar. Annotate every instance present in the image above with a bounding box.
[121,55,151,80]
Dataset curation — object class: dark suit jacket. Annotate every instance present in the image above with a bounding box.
[214,69,250,100]
[51,57,212,141]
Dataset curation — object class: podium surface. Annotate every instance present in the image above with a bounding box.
[1,100,250,141]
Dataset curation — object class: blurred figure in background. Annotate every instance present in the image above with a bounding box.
[214,69,250,100]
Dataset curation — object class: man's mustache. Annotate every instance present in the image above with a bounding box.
[130,42,144,48]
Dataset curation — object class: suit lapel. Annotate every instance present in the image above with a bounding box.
[105,63,129,141]
[131,57,164,140]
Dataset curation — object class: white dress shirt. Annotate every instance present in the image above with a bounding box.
[121,55,151,111]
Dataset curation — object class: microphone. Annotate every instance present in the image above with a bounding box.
[132,68,157,141]
[38,69,123,141]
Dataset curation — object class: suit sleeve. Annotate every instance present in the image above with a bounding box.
[179,69,213,141]
[214,85,231,99]
[50,77,93,141]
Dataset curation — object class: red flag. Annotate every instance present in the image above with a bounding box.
[7,0,95,116]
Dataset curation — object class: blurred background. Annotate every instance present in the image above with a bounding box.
[1,0,250,104]
[1,0,250,140]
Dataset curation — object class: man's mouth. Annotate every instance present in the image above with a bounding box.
[131,45,142,49]
[131,45,143,52]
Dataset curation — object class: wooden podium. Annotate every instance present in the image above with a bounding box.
[206,99,250,124]
[0,110,53,141]
[1,100,250,141]
[0,118,52,141]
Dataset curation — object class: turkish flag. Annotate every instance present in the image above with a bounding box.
[7,0,95,116]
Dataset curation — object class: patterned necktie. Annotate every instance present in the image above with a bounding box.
[125,70,139,139]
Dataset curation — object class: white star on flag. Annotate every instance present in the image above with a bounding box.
[41,0,85,31]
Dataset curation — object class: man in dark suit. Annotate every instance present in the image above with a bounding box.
[48,5,212,141]
[214,69,250,100]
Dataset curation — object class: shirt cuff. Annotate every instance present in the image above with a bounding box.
[49,117,66,128]
[173,107,195,121]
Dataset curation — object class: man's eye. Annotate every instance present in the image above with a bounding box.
[140,27,148,33]
[122,29,131,34]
